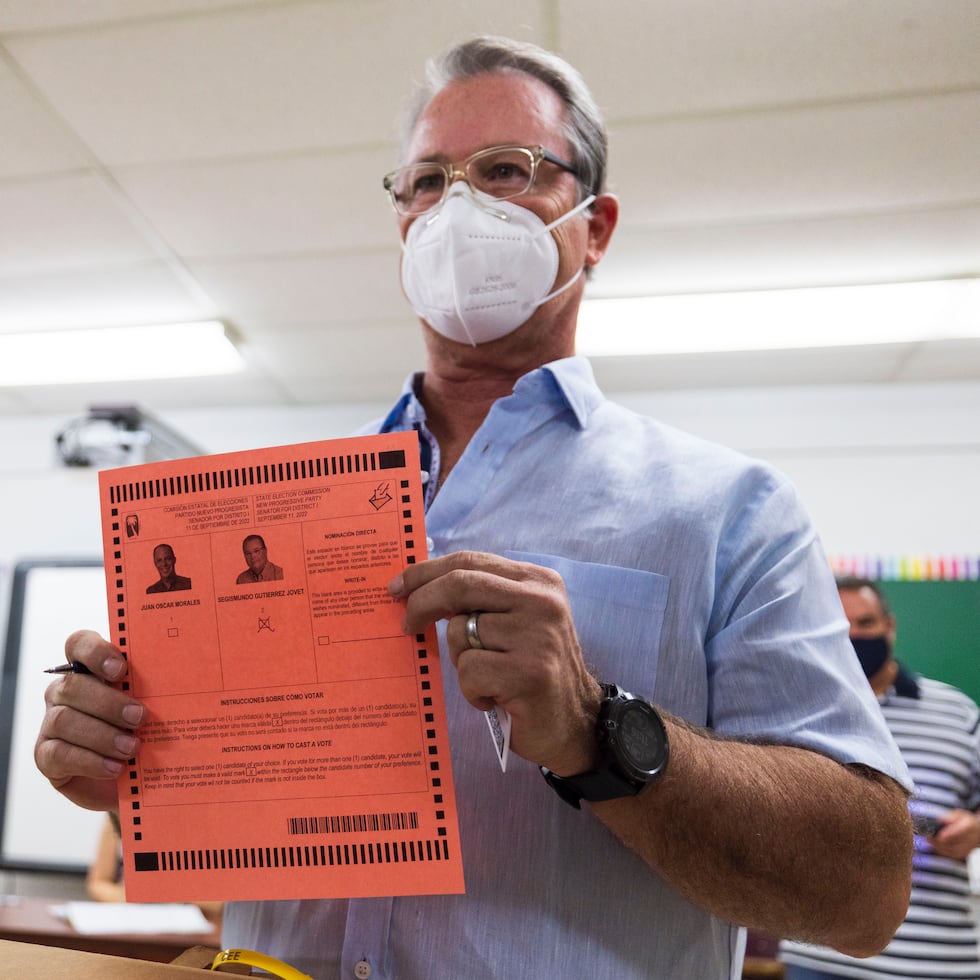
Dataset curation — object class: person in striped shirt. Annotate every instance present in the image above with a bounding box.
[782,575,980,979]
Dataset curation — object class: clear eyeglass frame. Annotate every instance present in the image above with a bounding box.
[382,143,581,216]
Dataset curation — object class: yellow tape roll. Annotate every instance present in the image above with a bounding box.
[210,947,314,980]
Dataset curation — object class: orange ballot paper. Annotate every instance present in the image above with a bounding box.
[98,432,464,903]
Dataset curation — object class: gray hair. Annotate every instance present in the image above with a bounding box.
[401,35,607,199]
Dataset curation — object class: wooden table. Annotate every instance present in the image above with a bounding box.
[0,896,221,963]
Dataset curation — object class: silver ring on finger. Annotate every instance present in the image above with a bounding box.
[465,612,485,650]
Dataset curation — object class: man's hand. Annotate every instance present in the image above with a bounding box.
[389,551,602,776]
[930,808,980,860]
[34,629,146,814]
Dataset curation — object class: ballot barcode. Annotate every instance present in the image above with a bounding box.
[133,837,450,874]
[287,811,419,835]
[107,447,408,503]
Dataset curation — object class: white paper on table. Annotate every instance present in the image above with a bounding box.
[59,900,212,935]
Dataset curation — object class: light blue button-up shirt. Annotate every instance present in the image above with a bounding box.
[223,357,909,979]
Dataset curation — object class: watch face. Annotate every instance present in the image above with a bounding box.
[617,702,667,775]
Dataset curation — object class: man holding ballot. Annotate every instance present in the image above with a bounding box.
[36,35,913,979]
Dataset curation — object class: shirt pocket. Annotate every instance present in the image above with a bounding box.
[504,551,669,696]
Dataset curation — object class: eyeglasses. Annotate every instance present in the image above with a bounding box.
[383,144,581,216]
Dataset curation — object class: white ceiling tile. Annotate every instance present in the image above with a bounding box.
[0,54,89,178]
[590,344,913,393]
[0,262,215,331]
[113,147,398,257]
[245,320,425,376]
[592,205,980,296]
[0,0,275,33]
[560,0,980,119]
[0,173,161,274]
[279,371,407,405]
[188,250,406,325]
[892,339,980,382]
[608,92,980,227]
[4,0,548,165]
[241,321,425,403]
[0,387,33,413]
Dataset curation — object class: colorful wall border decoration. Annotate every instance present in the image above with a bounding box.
[828,555,980,581]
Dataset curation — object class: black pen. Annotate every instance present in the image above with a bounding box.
[43,662,93,675]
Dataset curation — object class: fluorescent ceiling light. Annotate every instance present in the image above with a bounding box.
[0,320,244,386]
[577,279,980,357]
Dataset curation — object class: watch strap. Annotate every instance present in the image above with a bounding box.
[540,764,643,810]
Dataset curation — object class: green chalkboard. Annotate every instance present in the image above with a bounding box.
[877,580,980,706]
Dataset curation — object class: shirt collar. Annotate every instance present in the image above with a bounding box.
[537,356,603,429]
[382,357,603,433]
[891,660,921,699]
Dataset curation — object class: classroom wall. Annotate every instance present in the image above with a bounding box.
[1,377,977,896]
[2,378,978,649]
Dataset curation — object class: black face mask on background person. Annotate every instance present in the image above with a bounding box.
[851,635,891,678]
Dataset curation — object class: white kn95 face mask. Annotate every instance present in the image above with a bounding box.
[400,184,596,346]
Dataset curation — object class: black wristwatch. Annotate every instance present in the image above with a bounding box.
[541,683,669,809]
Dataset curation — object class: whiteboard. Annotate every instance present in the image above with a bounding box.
[0,560,109,873]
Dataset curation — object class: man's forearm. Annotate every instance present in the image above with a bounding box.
[594,716,912,957]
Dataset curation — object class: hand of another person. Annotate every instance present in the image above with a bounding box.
[389,551,602,775]
[929,808,980,861]
[34,630,145,814]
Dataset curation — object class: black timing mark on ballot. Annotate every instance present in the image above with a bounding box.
[107,447,408,504]
[133,837,451,874]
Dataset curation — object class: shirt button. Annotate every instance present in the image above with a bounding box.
[353,961,372,979]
